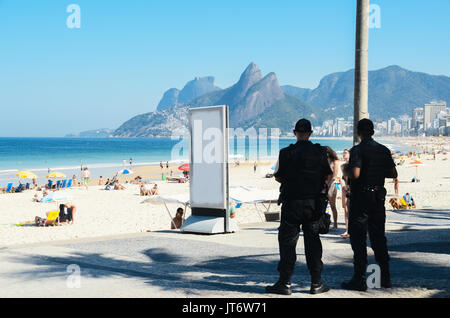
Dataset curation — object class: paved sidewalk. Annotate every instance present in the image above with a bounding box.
[0,208,449,298]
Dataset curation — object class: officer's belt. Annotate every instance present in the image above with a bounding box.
[359,185,383,192]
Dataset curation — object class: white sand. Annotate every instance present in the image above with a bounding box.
[1,145,449,248]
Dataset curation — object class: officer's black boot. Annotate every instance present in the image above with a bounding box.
[341,276,367,291]
[310,281,330,295]
[341,269,367,292]
[380,263,392,288]
[310,273,329,295]
[266,278,292,295]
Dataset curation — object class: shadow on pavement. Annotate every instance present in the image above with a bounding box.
[3,224,449,297]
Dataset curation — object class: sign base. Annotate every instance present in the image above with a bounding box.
[181,216,239,234]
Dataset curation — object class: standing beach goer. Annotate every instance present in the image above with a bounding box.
[325,146,340,231]
[82,167,90,190]
[253,161,257,174]
[340,149,351,239]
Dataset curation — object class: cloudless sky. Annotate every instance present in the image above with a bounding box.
[0,0,449,137]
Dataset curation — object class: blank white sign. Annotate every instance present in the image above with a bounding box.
[189,106,229,210]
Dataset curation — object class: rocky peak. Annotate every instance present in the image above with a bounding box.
[231,72,284,123]
[157,88,180,110]
[178,76,220,104]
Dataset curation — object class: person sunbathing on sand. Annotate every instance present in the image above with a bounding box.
[59,203,77,224]
[131,176,143,184]
[150,184,159,195]
[114,180,125,190]
[171,208,184,229]
[140,183,151,196]
[34,203,77,226]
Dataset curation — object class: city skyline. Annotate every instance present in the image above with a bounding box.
[313,100,449,137]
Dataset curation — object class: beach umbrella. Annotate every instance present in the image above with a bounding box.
[119,169,134,175]
[46,172,66,179]
[409,160,424,178]
[178,163,190,172]
[16,171,38,179]
[40,191,74,203]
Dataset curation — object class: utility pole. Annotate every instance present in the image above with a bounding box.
[353,0,370,145]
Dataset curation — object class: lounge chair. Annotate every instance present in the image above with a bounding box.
[56,180,62,189]
[67,179,73,188]
[60,180,67,189]
[14,184,25,193]
[5,183,13,193]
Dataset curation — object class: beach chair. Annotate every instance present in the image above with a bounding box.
[56,180,62,189]
[60,180,67,189]
[14,184,25,193]
[67,179,72,188]
[5,183,13,193]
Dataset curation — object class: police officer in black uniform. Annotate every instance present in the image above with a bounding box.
[266,119,333,295]
[342,119,398,291]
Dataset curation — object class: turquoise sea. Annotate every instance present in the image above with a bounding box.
[0,137,405,187]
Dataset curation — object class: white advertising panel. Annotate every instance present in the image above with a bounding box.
[189,106,229,210]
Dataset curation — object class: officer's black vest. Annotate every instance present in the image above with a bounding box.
[280,142,327,201]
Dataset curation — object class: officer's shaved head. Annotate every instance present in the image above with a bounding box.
[294,118,313,141]
[357,119,375,139]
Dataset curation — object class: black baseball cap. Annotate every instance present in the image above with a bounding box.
[294,119,313,133]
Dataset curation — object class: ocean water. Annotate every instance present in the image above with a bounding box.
[0,137,403,187]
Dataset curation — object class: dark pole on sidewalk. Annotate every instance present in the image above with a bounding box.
[353,0,370,145]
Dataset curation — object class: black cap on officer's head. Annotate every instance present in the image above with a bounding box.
[294,119,312,133]
[357,118,375,137]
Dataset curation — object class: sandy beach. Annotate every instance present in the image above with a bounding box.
[1,137,449,248]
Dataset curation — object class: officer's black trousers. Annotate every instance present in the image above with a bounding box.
[349,188,390,277]
[277,199,323,283]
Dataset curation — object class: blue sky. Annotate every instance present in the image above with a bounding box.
[0,0,449,137]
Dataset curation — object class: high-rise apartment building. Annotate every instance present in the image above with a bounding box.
[424,101,447,130]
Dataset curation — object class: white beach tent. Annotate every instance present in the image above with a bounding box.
[141,193,190,230]
[142,186,280,227]
[229,186,280,222]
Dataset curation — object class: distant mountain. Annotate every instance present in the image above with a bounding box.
[66,128,113,138]
[157,88,180,110]
[282,65,450,120]
[186,63,288,124]
[157,76,220,110]
[113,107,188,138]
[114,63,321,137]
[280,85,312,101]
[114,64,450,137]
[240,94,322,132]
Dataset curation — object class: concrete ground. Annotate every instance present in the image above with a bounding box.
[0,208,449,298]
